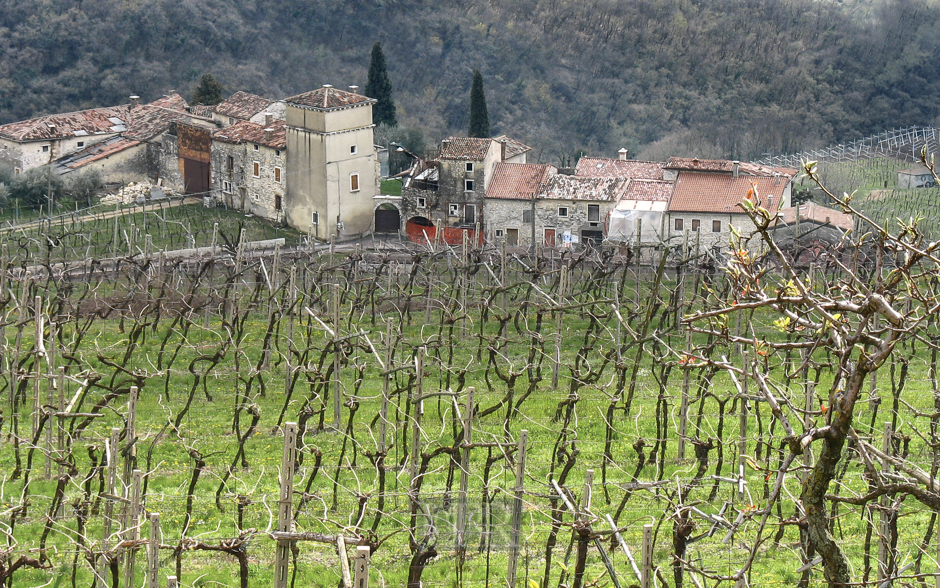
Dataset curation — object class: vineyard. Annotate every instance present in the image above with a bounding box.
[0,194,938,588]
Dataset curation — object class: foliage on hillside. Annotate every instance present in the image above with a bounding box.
[1,0,939,161]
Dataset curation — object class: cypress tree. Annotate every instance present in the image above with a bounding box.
[191,74,224,106]
[365,42,397,127]
[468,70,489,138]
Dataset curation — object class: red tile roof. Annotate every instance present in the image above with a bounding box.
[621,179,674,203]
[668,172,790,213]
[285,87,374,110]
[665,157,797,177]
[213,119,287,150]
[123,105,192,141]
[148,94,188,111]
[486,163,554,200]
[775,203,853,231]
[538,175,630,202]
[187,105,216,118]
[214,91,275,120]
[437,137,493,161]
[0,105,131,142]
[576,157,665,180]
[493,135,531,159]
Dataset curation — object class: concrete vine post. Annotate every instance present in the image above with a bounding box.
[274,422,298,588]
[506,429,528,588]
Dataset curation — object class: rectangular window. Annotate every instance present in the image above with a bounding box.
[712,220,721,232]
[464,179,475,192]
[465,162,474,173]
[417,197,427,208]
[228,117,235,125]
[311,212,319,226]
[227,156,234,173]
[253,162,260,177]
[674,218,684,231]
[77,141,85,148]
[42,145,49,152]
[448,203,460,217]
[14,168,20,175]
[253,144,259,151]
[350,173,360,192]
[558,206,569,218]
[691,219,700,231]
[588,204,600,222]
[523,209,532,223]
[350,145,358,155]
[222,181,232,193]
[275,150,281,157]
[465,204,475,224]
[495,229,504,237]
[274,167,282,183]
[275,195,282,211]
[252,193,260,203]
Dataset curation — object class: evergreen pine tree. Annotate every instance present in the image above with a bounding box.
[191,74,224,106]
[365,42,397,127]
[468,70,489,138]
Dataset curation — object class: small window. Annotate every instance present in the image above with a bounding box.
[275,195,282,211]
[42,145,49,153]
[465,162,474,173]
[228,117,235,125]
[448,203,460,217]
[311,212,319,226]
[350,145,358,155]
[523,209,533,223]
[495,229,504,237]
[77,141,85,148]
[253,162,260,177]
[558,207,569,218]
[253,144,259,151]
[465,204,476,224]
[274,167,282,183]
[252,193,260,203]
[464,179,475,192]
[691,219,700,231]
[222,181,232,193]
[14,168,20,175]
[350,173,360,192]
[674,218,684,231]
[275,150,281,157]
[227,156,234,172]
[712,220,721,233]
[588,204,600,222]
[417,197,427,209]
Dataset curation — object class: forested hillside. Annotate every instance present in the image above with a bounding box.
[2,0,939,161]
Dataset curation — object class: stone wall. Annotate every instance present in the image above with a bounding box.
[484,198,615,246]
[666,212,758,252]
[212,141,285,223]
[158,134,184,192]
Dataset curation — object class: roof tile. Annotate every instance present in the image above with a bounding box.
[213,119,287,150]
[493,135,532,159]
[486,163,554,200]
[437,137,493,161]
[576,157,665,180]
[538,175,631,202]
[285,87,374,110]
[668,172,790,213]
[214,91,275,120]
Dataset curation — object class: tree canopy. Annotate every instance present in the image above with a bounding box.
[191,74,224,106]
[468,70,489,138]
[365,42,397,127]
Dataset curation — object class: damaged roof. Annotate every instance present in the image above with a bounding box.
[213,119,287,150]
[148,94,188,111]
[576,157,665,180]
[774,202,853,231]
[437,137,494,161]
[665,157,797,177]
[285,87,375,110]
[0,105,132,142]
[538,175,631,202]
[621,179,674,203]
[123,105,193,141]
[668,172,789,214]
[214,91,275,120]
[486,163,555,200]
[493,135,532,159]
[54,136,142,172]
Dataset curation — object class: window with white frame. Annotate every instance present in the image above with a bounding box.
[253,144,259,151]
[350,145,358,155]
[712,220,721,232]
[465,162,474,173]
[464,179,475,192]
[253,162,260,177]
[350,173,360,192]
[222,181,232,193]
[417,197,427,209]
[252,193,260,202]
[558,206,569,218]
[588,204,600,223]
[311,212,319,226]
[495,229,504,237]
[691,219,700,231]
[77,141,85,148]
[674,218,684,231]
[448,203,460,217]
[42,145,49,152]
[523,209,533,223]
[274,167,282,183]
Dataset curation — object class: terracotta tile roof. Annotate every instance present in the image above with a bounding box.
[437,137,493,161]
[0,105,132,142]
[187,105,216,118]
[486,163,555,200]
[538,175,631,202]
[775,203,853,231]
[213,119,287,150]
[285,87,375,110]
[668,172,790,213]
[493,135,531,159]
[621,179,674,203]
[123,105,192,141]
[665,157,797,177]
[576,157,665,180]
[148,94,188,111]
[55,136,142,171]
[214,91,275,120]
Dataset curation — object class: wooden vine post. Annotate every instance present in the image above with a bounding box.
[123,469,143,588]
[147,513,161,588]
[641,524,653,588]
[408,347,426,543]
[506,429,528,588]
[878,421,892,583]
[378,320,393,455]
[98,427,121,588]
[737,352,749,502]
[333,283,342,429]
[274,422,298,588]
[678,330,692,461]
[456,387,475,567]
[553,265,568,388]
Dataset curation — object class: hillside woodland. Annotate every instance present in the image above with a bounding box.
[1,0,939,161]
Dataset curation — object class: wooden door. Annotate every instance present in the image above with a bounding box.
[544,228,556,247]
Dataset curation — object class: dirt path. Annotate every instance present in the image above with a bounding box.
[0,196,202,235]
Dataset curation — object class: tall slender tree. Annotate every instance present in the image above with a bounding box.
[468,70,489,138]
[365,42,397,127]
[191,74,224,106]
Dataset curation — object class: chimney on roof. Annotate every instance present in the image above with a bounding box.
[618,148,628,161]
[732,160,740,178]
[349,85,359,94]
[322,84,333,89]
[130,95,140,107]
[500,140,506,162]
[264,112,274,127]
[263,128,274,142]
[47,123,56,133]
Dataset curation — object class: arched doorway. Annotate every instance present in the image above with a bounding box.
[374,203,401,233]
